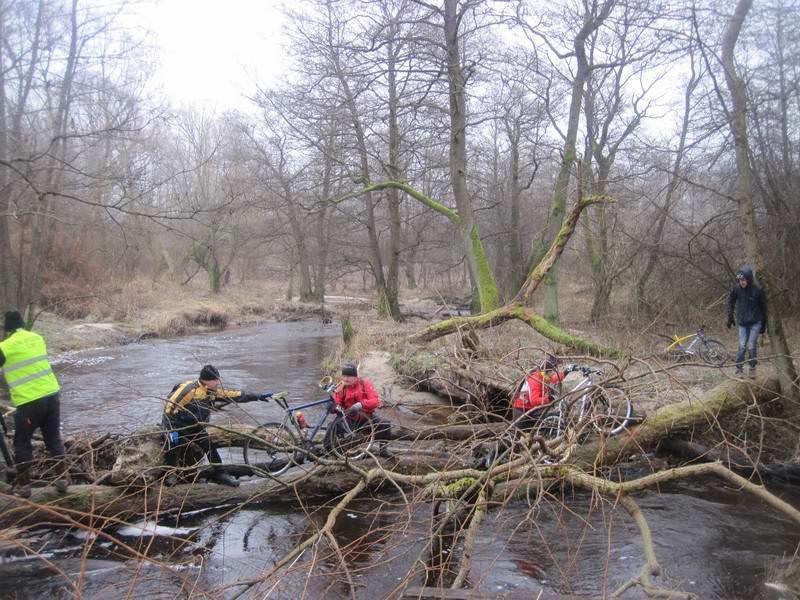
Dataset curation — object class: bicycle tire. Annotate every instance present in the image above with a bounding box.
[533,414,562,441]
[650,335,682,361]
[325,415,375,460]
[699,338,729,366]
[590,388,633,436]
[0,433,13,467]
[243,422,299,475]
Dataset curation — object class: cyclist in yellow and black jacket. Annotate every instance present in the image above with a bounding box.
[162,364,271,487]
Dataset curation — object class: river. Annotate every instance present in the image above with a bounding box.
[1,322,798,599]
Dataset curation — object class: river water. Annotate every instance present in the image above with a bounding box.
[1,322,799,599]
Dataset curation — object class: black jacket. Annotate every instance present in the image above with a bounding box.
[162,380,257,428]
[727,267,767,327]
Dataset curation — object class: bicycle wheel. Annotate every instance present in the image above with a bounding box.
[243,422,299,476]
[325,415,375,460]
[700,339,729,366]
[590,388,633,436]
[650,335,681,361]
[533,414,562,441]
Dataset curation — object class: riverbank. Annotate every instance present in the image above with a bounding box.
[34,282,376,354]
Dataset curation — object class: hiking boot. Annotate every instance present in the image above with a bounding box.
[54,460,70,495]
[749,368,757,380]
[13,470,31,499]
[211,471,240,487]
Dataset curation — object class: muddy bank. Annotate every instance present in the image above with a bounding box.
[35,298,369,355]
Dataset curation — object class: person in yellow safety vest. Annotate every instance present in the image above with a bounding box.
[0,311,69,498]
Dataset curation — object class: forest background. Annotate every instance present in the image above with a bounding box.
[1,0,798,353]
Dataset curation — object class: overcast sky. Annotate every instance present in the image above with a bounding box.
[137,0,286,111]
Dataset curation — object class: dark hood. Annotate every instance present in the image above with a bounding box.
[736,266,754,286]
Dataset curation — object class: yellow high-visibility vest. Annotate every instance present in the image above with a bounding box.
[0,329,60,406]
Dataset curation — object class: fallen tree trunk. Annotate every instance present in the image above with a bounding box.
[408,303,623,357]
[573,375,782,469]
[0,376,786,531]
[392,350,515,408]
[0,451,460,529]
[658,437,800,484]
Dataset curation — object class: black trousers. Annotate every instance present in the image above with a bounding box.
[163,420,222,467]
[512,408,541,433]
[341,413,391,443]
[14,392,65,473]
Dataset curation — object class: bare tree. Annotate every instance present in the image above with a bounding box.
[517,0,616,323]
[719,0,799,400]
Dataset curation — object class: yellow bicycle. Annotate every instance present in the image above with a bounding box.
[650,326,729,366]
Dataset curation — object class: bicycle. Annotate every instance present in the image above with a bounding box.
[0,410,14,469]
[531,366,633,444]
[472,367,633,469]
[242,378,375,475]
[649,326,729,366]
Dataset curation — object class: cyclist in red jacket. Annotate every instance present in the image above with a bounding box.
[512,355,576,431]
[331,363,392,457]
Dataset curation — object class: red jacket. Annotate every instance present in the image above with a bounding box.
[513,370,566,410]
[332,378,381,415]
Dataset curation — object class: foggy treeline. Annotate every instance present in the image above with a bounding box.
[0,0,797,326]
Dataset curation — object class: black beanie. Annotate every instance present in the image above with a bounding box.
[4,311,25,333]
[543,354,559,371]
[341,363,358,377]
[199,364,221,381]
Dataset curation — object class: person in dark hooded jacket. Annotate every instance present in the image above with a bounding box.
[727,266,767,377]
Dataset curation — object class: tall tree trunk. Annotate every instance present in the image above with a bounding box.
[505,118,524,296]
[526,0,615,324]
[0,0,15,312]
[325,12,396,318]
[443,0,499,313]
[20,0,79,319]
[383,27,403,319]
[721,0,799,401]
[312,132,336,302]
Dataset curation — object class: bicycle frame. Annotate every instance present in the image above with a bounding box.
[548,374,597,430]
[666,333,696,353]
[273,394,335,444]
[0,412,13,467]
[665,328,710,356]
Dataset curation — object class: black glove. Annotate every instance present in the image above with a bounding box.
[328,399,339,414]
[239,392,261,403]
[259,392,274,401]
[346,402,363,415]
[727,315,735,329]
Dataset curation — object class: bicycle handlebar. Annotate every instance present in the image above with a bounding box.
[274,394,290,410]
[580,366,603,376]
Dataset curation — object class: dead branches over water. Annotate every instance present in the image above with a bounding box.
[2,353,798,598]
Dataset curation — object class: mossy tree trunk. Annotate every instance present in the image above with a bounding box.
[525,0,616,325]
[441,0,501,314]
[341,181,501,314]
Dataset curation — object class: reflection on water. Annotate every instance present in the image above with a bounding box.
[54,321,342,434]
[2,475,798,599]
